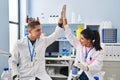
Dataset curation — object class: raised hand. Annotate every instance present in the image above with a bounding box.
[62,4,66,19]
[58,4,68,28]
[62,4,67,26]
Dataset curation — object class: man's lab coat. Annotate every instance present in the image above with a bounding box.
[9,26,63,80]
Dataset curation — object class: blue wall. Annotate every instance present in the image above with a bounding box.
[0,0,9,77]
[28,0,120,41]
[0,0,9,51]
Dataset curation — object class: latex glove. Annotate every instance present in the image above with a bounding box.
[58,4,67,28]
[58,5,65,28]
[62,4,66,19]
[73,62,88,71]
[62,4,67,26]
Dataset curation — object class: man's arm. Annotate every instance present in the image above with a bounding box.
[45,25,63,47]
[45,5,65,47]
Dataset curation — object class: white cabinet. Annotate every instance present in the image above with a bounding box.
[45,57,74,79]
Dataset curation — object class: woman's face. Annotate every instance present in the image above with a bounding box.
[79,34,91,46]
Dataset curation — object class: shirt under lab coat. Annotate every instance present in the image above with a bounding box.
[9,26,63,80]
[64,25,104,80]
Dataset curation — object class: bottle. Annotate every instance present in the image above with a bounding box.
[41,13,45,23]
[73,31,76,37]
[72,66,79,80]
[61,47,66,57]
[93,75,99,80]
[76,25,83,39]
[1,67,11,80]
[70,46,75,57]
[49,15,52,23]
[77,14,82,23]
[72,66,78,75]
[65,49,70,57]
[71,12,76,23]
[52,15,55,23]
[55,15,59,23]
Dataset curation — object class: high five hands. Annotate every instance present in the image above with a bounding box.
[58,4,67,28]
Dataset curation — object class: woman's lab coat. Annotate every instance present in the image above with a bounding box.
[9,26,63,80]
[64,25,104,80]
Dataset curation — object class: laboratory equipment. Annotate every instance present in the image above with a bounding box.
[72,66,79,80]
[1,67,10,80]
[76,25,83,39]
[103,43,120,60]
[102,28,117,43]
[45,41,59,57]
[94,76,99,80]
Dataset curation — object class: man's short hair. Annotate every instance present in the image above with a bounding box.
[28,21,40,28]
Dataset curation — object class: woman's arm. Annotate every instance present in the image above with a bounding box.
[64,21,80,48]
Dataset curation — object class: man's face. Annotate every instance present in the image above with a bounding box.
[28,25,41,39]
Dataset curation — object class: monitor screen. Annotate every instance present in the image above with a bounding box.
[102,29,117,43]
[86,25,100,31]
[45,41,59,57]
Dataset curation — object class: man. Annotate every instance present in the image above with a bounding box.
[9,5,66,80]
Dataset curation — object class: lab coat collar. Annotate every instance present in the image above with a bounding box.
[83,46,96,59]
[22,36,41,48]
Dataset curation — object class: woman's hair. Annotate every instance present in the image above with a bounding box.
[81,28,102,51]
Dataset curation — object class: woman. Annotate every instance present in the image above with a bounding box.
[62,19,104,80]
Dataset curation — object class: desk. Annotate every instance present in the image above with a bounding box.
[46,57,120,80]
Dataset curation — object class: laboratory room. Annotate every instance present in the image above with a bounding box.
[1,0,120,80]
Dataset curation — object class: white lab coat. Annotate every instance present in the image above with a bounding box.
[9,26,63,80]
[64,25,104,80]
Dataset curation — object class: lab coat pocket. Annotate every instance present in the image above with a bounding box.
[19,67,33,77]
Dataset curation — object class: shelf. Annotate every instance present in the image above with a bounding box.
[42,23,84,25]
[103,57,120,62]
[45,57,75,60]
[56,39,68,42]
[50,74,68,78]
[46,64,69,66]
[45,57,74,79]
